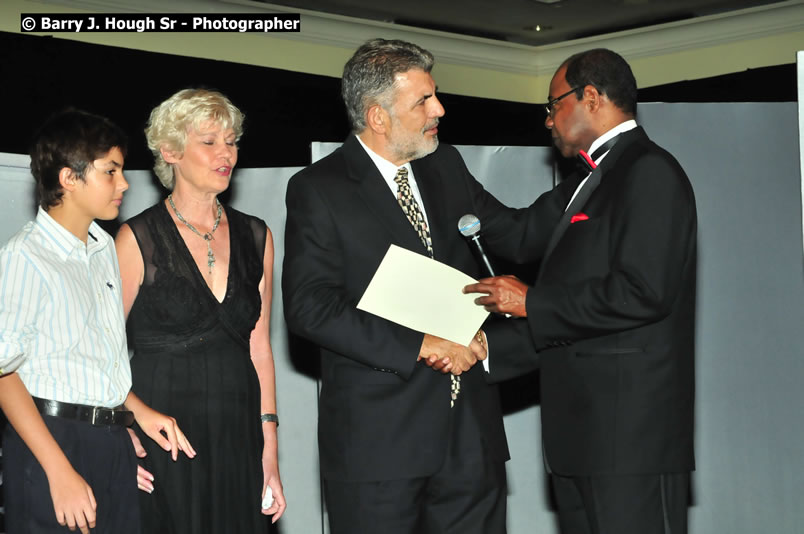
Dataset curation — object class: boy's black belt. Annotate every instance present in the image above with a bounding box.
[33,397,134,427]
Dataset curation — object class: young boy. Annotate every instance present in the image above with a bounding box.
[0,109,194,534]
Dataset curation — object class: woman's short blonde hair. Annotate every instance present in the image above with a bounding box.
[145,88,244,189]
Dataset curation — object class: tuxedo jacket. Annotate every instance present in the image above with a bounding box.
[282,135,553,482]
[487,126,697,477]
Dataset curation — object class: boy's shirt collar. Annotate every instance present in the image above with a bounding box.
[34,207,109,261]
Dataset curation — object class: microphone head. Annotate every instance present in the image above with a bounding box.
[458,214,481,237]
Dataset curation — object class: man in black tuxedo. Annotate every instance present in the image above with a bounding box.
[465,49,697,534]
[282,38,533,534]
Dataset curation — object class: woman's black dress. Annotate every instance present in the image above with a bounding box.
[126,202,267,534]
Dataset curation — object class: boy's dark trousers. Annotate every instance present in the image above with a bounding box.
[2,414,140,533]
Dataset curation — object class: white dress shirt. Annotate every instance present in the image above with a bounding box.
[0,208,131,407]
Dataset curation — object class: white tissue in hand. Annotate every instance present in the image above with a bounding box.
[261,487,274,509]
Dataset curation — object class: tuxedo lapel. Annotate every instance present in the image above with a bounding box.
[342,136,430,255]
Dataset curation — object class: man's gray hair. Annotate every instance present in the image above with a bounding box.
[341,38,435,133]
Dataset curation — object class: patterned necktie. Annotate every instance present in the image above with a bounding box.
[394,167,461,407]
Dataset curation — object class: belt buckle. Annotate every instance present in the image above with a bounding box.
[90,406,111,426]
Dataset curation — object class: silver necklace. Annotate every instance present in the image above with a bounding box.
[167,194,223,274]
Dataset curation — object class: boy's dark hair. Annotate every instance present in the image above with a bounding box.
[563,48,638,116]
[30,109,128,210]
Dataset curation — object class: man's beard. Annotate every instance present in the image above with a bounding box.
[388,120,439,163]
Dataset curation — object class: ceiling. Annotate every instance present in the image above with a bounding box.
[254,0,789,46]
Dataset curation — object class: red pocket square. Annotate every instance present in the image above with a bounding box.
[570,213,589,224]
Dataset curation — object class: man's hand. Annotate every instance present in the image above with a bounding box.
[463,275,529,317]
[48,464,96,534]
[470,330,487,365]
[418,334,486,375]
[420,353,451,373]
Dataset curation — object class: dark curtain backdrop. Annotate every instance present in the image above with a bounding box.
[0,30,795,170]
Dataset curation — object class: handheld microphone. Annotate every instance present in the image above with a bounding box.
[458,214,497,278]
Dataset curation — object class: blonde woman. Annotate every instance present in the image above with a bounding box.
[115,89,285,532]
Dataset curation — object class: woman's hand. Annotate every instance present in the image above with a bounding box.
[261,442,286,522]
[127,427,155,493]
[135,406,196,461]
[125,392,196,462]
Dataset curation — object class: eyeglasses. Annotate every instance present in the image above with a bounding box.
[544,87,581,117]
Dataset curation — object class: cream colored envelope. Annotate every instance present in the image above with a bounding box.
[357,244,489,347]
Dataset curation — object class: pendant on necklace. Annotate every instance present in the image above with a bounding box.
[204,234,215,273]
